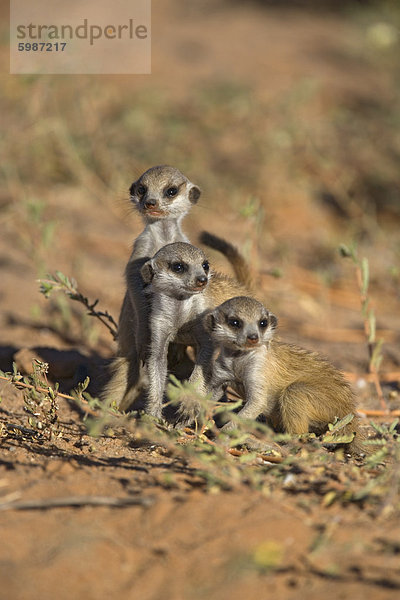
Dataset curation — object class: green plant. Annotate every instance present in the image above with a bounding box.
[339,243,387,410]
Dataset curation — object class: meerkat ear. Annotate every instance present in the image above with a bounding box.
[140,261,154,283]
[203,311,216,332]
[189,185,201,204]
[269,313,278,330]
[129,181,136,196]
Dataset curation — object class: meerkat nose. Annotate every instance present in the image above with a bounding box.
[195,275,208,287]
[144,198,157,208]
[247,333,259,343]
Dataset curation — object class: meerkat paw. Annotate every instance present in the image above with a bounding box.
[174,402,202,430]
[145,403,163,420]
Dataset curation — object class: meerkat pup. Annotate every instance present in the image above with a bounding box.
[205,296,365,454]
[140,242,250,420]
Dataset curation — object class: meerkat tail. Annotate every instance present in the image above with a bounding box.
[199,231,253,290]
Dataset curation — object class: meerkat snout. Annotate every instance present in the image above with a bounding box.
[246,332,259,345]
[143,197,157,210]
[194,274,208,289]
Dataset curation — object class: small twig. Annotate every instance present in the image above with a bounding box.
[257,454,284,464]
[0,495,154,511]
[5,423,42,436]
[355,265,387,411]
[39,272,118,340]
[358,409,400,418]
[84,300,118,340]
[344,371,400,383]
[340,245,388,412]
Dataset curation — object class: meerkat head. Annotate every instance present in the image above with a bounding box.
[129,165,201,221]
[205,296,277,351]
[141,242,210,300]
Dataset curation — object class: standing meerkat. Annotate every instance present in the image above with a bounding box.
[102,165,252,411]
[119,165,202,360]
[205,296,366,455]
[139,242,250,420]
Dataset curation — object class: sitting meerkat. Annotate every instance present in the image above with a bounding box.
[139,242,250,420]
[102,165,249,411]
[204,296,366,455]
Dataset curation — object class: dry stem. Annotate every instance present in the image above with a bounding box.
[355,264,388,411]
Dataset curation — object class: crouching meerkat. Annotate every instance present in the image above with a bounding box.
[140,242,251,420]
[102,165,250,411]
[204,296,366,455]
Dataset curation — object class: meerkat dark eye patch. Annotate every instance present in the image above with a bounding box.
[259,319,269,328]
[202,261,210,272]
[227,317,242,329]
[136,184,147,196]
[170,262,186,274]
[165,186,178,198]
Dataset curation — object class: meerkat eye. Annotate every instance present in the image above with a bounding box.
[227,318,241,329]
[259,319,269,329]
[166,186,178,198]
[202,261,210,272]
[170,262,186,273]
[136,184,147,196]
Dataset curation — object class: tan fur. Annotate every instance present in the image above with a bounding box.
[206,296,366,455]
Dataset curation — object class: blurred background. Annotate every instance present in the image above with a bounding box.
[0,0,399,402]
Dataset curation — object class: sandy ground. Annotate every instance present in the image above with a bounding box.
[1,1,400,598]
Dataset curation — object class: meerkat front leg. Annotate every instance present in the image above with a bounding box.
[124,260,151,358]
[221,361,268,431]
[174,339,216,427]
[146,323,175,419]
[187,337,214,396]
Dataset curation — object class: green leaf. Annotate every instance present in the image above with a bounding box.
[339,242,357,262]
[368,310,376,344]
[361,257,369,295]
[322,414,355,444]
[322,431,355,445]
[327,413,354,432]
[338,244,352,258]
[370,338,383,368]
